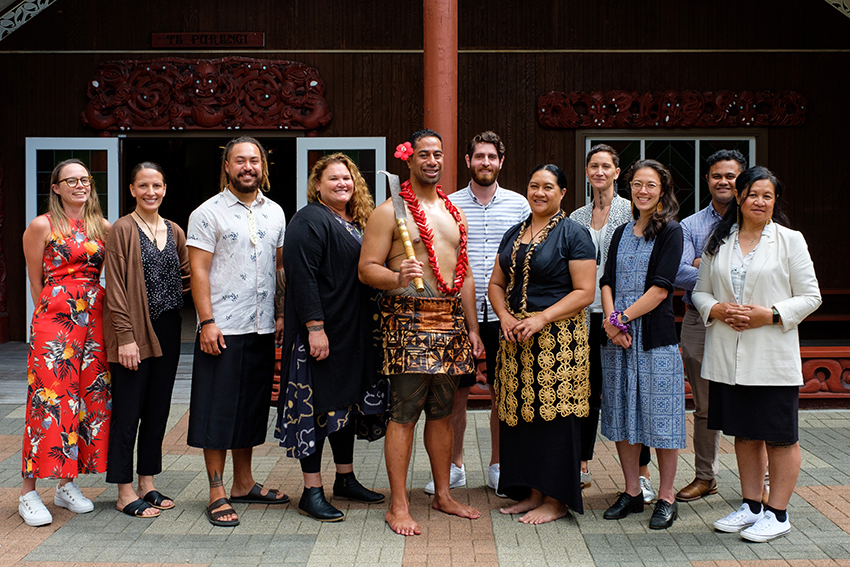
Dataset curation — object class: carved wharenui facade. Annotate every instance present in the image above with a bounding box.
[0,0,848,403]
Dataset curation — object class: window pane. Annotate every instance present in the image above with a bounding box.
[35,149,109,215]
[305,149,378,203]
[698,140,751,211]
[589,139,640,198]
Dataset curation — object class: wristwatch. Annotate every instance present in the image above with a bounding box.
[620,312,630,324]
[771,307,780,324]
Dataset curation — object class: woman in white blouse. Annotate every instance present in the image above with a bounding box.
[693,166,821,543]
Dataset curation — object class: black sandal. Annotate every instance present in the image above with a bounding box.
[142,490,175,510]
[230,482,290,505]
[206,497,239,527]
[120,498,160,518]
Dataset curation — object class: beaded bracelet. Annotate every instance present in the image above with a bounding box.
[609,310,631,334]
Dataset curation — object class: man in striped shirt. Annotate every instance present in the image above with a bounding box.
[674,149,747,502]
[423,131,530,496]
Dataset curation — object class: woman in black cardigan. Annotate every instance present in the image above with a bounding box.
[599,159,685,530]
[275,153,386,522]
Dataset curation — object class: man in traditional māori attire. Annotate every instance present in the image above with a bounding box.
[359,129,484,536]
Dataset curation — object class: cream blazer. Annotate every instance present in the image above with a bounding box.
[692,223,821,386]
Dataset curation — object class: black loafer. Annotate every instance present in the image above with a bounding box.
[649,499,678,529]
[603,491,644,520]
[333,472,385,504]
[298,487,344,522]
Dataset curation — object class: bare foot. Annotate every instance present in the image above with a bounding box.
[500,492,545,515]
[432,495,481,519]
[519,498,567,525]
[386,508,421,536]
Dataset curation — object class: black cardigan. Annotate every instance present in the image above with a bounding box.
[280,201,377,413]
[599,220,683,351]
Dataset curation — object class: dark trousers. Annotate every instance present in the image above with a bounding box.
[299,424,355,474]
[106,309,181,484]
[579,313,604,461]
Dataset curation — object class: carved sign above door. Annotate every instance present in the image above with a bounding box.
[82,56,332,132]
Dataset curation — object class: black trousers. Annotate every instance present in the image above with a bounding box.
[299,424,355,474]
[106,309,181,484]
[579,313,604,461]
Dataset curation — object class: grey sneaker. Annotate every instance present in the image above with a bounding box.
[714,503,764,533]
[54,481,94,514]
[424,463,466,495]
[639,476,656,504]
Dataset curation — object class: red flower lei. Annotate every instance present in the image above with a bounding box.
[399,180,468,295]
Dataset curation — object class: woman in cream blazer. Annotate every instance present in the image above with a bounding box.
[693,166,820,543]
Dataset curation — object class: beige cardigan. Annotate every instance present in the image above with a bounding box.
[103,215,190,363]
[692,223,821,387]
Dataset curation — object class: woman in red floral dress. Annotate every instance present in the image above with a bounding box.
[18,159,111,527]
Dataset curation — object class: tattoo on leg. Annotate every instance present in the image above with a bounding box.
[208,470,224,489]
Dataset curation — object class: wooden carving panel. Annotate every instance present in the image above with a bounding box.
[800,358,850,396]
[82,57,332,132]
[537,90,807,129]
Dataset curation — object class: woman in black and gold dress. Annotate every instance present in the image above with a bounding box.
[489,164,596,524]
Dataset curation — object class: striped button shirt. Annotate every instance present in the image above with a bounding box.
[450,184,530,322]
[675,203,724,305]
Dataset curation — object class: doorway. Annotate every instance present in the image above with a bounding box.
[122,136,298,342]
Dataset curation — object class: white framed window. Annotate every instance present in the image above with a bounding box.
[24,137,120,339]
[296,137,386,211]
[576,131,763,218]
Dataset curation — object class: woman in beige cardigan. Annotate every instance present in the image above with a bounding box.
[693,166,820,543]
[103,162,190,518]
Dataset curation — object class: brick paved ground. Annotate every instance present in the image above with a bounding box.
[1,342,849,566]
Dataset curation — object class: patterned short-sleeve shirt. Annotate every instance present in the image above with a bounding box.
[187,188,286,335]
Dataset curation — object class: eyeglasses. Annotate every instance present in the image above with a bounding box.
[59,176,93,188]
[630,181,659,191]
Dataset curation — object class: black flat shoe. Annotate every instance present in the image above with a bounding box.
[603,491,644,520]
[333,472,385,504]
[649,499,678,529]
[298,487,344,522]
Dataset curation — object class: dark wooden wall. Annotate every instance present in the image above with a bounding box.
[1,0,848,339]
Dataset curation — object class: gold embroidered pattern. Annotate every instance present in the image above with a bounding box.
[496,310,589,425]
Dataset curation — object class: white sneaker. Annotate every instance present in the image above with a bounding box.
[714,503,764,533]
[19,490,53,527]
[424,463,466,495]
[54,481,94,514]
[580,471,592,489]
[740,510,790,542]
[639,476,656,504]
[488,464,507,498]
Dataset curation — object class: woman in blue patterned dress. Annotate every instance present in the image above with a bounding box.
[599,159,685,530]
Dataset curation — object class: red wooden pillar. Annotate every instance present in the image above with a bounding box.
[423,0,458,193]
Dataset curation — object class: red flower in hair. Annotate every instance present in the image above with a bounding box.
[394,142,414,161]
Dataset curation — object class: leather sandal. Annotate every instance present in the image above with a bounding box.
[142,490,175,510]
[206,497,239,527]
